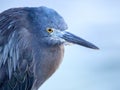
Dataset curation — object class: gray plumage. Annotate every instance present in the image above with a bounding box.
[0,6,98,90]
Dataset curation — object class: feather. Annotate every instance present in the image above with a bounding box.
[0,8,34,90]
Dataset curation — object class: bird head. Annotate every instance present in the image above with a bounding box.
[27,6,99,49]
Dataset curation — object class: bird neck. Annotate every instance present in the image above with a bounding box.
[31,44,64,87]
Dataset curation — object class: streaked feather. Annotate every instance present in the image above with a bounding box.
[0,8,34,90]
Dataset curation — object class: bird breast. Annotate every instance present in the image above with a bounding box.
[33,45,64,86]
[41,45,64,76]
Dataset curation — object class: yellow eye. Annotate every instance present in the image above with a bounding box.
[47,28,54,33]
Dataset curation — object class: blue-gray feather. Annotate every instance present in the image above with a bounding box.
[0,6,67,90]
[0,7,35,90]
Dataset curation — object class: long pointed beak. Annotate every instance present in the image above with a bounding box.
[61,31,99,49]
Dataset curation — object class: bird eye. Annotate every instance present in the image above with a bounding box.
[47,28,54,33]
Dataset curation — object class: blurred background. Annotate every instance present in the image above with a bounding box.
[0,0,120,90]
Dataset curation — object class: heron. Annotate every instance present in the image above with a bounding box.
[0,6,99,90]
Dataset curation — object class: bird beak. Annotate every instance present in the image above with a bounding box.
[60,31,99,49]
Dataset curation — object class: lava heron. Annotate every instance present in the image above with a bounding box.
[0,6,99,90]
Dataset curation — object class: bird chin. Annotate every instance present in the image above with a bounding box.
[58,38,73,46]
[63,41,73,46]
[49,37,73,46]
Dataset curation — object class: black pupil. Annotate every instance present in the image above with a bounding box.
[48,29,52,32]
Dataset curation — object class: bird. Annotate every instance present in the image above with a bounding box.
[0,6,99,90]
